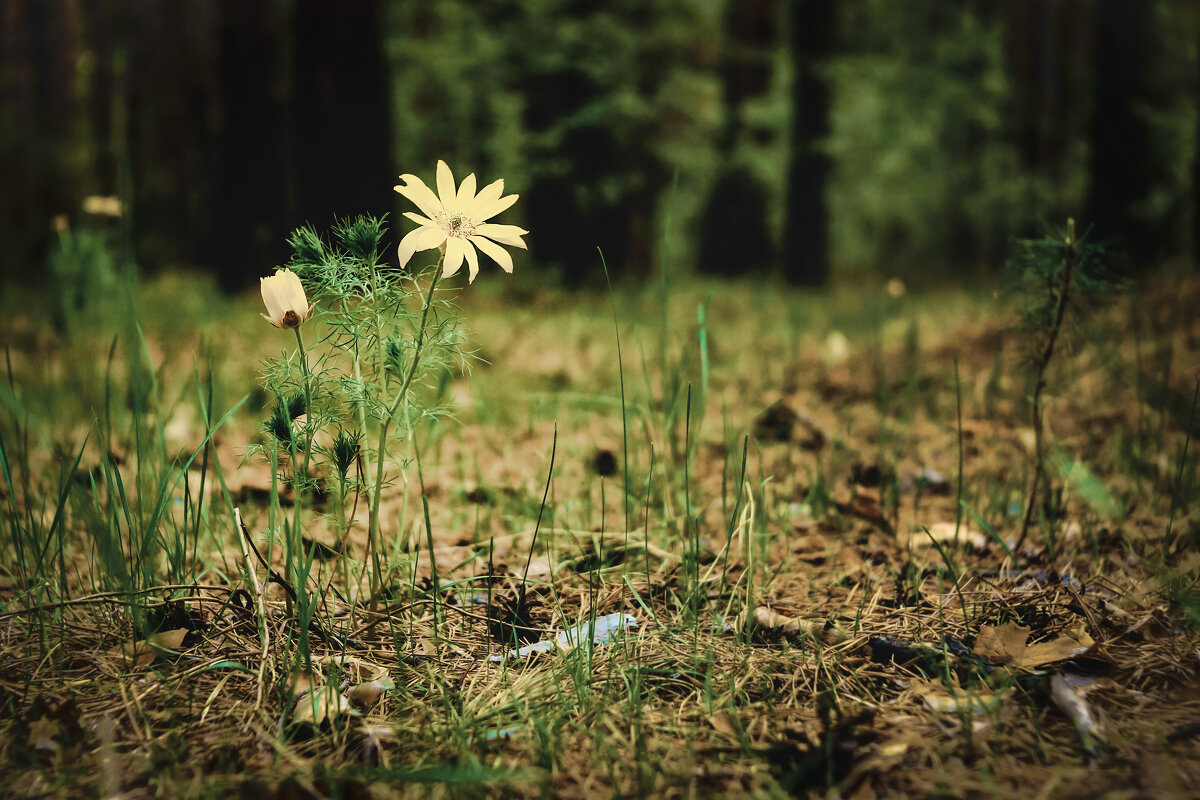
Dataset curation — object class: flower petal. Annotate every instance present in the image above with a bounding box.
[436,161,457,211]
[280,269,308,313]
[261,275,287,320]
[470,235,514,273]
[467,179,505,218]
[403,211,436,227]
[442,237,466,278]
[395,174,443,220]
[397,225,448,267]
[456,173,477,210]
[260,277,280,319]
[473,191,519,222]
[475,223,529,249]
[462,238,479,283]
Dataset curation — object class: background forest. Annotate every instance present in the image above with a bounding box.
[2,0,1199,290]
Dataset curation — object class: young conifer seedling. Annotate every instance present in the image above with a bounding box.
[1006,218,1120,551]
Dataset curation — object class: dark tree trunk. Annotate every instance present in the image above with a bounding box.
[127,0,196,271]
[1086,0,1153,266]
[698,0,776,276]
[1195,23,1200,269]
[81,0,118,198]
[782,0,834,287]
[208,0,291,289]
[0,0,80,284]
[1004,0,1092,237]
[292,0,393,233]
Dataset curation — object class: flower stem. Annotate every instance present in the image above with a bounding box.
[292,326,314,574]
[367,263,443,591]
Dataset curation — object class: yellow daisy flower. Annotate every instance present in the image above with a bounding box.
[394,160,528,282]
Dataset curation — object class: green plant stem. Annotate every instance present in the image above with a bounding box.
[351,345,374,525]
[1017,220,1077,551]
[367,262,443,589]
[293,326,313,552]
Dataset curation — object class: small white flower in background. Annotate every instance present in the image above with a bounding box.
[394,160,528,282]
[260,268,312,329]
[82,195,123,217]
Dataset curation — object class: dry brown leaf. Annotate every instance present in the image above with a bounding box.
[973,622,1030,665]
[109,628,188,667]
[147,628,188,650]
[348,674,395,708]
[289,669,313,699]
[753,606,800,633]
[1015,625,1095,669]
[708,712,738,737]
[292,684,353,727]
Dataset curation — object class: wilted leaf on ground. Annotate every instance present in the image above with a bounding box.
[292,684,356,727]
[1015,625,1096,669]
[708,712,739,738]
[973,622,1097,669]
[108,627,188,666]
[746,607,846,644]
[348,673,395,708]
[973,622,1030,665]
[316,654,383,683]
[289,669,313,699]
[148,628,188,650]
[753,606,800,634]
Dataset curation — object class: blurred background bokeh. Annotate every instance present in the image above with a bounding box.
[2,0,1197,291]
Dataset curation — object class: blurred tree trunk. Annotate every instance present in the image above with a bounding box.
[292,0,392,231]
[1195,24,1200,269]
[81,0,118,198]
[698,0,776,276]
[127,0,196,270]
[208,0,290,288]
[782,0,834,287]
[0,0,80,284]
[1086,0,1153,265]
[1003,0,1091,233]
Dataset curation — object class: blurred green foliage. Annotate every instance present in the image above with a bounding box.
[2,0,1197,284]
[382,0,1197,282]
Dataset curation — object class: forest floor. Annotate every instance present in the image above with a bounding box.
[1,268,1199,798]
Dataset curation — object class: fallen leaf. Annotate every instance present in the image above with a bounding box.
[147,628,188,651]
[973,622,1030,665]
[109,628,189,667]
[708,713,738,737]
[348,674,395,708]
[292,684,356,727]
[289,669,313,699]
[754,606,800,634]
[1015,625,1095,669]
